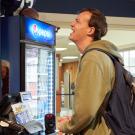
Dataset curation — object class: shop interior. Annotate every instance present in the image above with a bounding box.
[0,1,135,134]
[40,13,135,116]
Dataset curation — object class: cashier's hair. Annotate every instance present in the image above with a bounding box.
[20,8,39,19]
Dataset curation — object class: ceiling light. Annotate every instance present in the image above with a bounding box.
[60,59,63,62]
[68,42,75,46]
[63,56,78,59]
[55,48,67,51]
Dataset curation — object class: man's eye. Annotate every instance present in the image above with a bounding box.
[76,20,80,23]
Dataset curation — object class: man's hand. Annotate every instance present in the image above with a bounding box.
[57,116,71,132]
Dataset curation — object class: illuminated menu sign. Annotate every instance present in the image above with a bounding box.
[23,17,55,46]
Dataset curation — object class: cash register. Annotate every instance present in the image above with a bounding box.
[0,93,43,135]
[12,92,43,134]
[19,92,56,135]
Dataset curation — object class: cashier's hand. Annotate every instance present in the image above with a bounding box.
[57,116,71,132]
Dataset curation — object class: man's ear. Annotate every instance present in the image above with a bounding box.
[87,27,95,36]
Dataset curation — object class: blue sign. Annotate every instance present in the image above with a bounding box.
[24,17,55,46]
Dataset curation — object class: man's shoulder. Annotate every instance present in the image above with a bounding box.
[82,49,111,64]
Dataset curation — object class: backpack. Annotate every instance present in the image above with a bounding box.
[83,48,135,135]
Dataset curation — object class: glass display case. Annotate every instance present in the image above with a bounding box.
[25,45,55,125]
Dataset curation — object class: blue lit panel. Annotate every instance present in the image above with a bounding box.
[24,17,55,46]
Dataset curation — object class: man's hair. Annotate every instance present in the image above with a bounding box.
[79,8,107,41]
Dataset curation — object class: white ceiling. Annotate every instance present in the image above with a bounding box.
[39,12,135,63]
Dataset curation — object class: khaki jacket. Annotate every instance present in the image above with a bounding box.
[61,40,122,135]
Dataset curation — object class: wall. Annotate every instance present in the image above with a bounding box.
[56,60,79,112]
[56,54,62,113]
[62,61,79,83]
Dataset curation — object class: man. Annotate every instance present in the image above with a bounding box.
[58,8,123,135]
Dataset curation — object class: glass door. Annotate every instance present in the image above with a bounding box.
[25,44,55,125]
